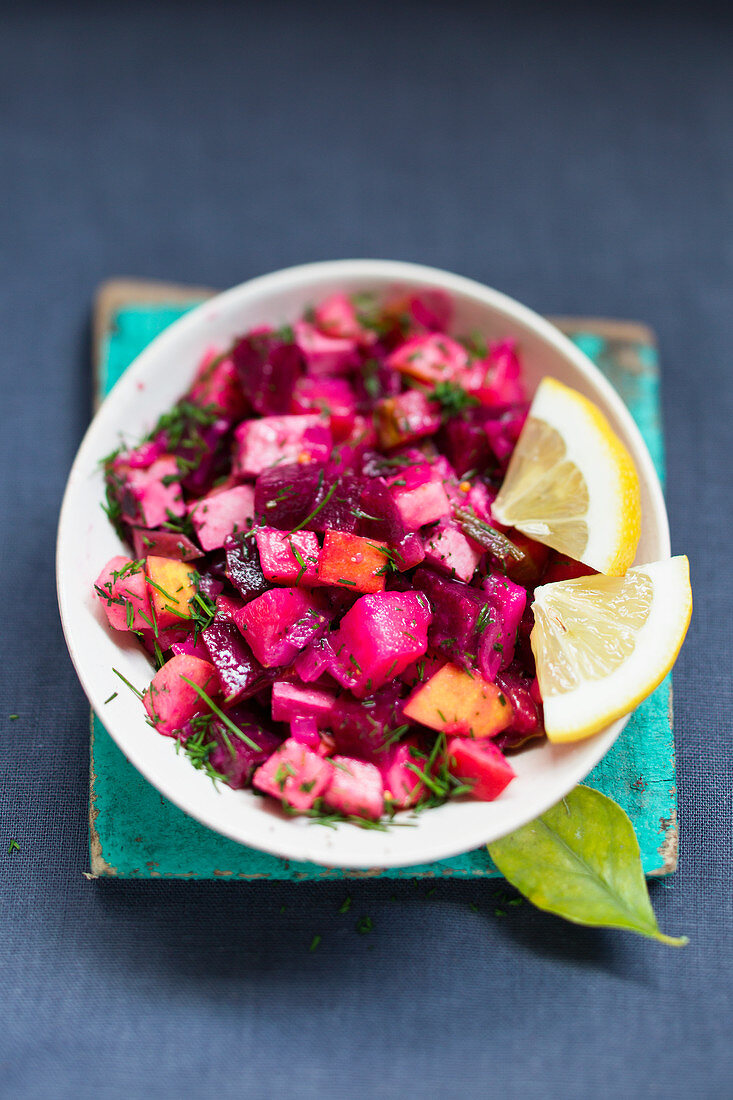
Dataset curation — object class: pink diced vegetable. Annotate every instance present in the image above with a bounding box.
[252,738,333,811]
[323,756,384,820]
[379,737,426,809]
[188,484,256,551]
[423,520,483,582]
[143,654,219,736]
[271,680,337,726]
[289,716,321,750]
[293,320,360,375]
[235,588,326,667]
[94,557,152,632]
[328,591,431,697]
[131,527,203,561]
[446,737,516,801]
[386,333,469,384]
[255,528,320,586]
[233,414,332,477]
[115,454,185,528]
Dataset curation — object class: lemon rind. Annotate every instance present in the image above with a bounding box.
[533,557,692,743]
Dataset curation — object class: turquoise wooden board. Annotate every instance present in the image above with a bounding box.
[88,284,678,879]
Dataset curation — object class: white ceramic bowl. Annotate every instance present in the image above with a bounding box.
[57,260,669,869]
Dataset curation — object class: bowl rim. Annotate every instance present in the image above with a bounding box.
[57,259,670,868]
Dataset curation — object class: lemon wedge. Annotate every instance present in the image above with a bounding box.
[531,556,692,742]
[492,377,641,576]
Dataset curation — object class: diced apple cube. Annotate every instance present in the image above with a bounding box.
[94,556,152,632]
[403,663,513,739]
[389,475,451,531]
[317,531,388,593]
[234,588,326,667]
[145,556,197,629]
[188,347,247,419]
[116,454,186,529]
[379,738,426,809]
[143,654,219,736]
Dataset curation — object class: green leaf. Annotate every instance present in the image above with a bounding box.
[487,786,688,946]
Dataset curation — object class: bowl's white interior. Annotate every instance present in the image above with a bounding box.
[57,260,669,868]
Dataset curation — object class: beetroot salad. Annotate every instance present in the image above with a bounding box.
[94,289,589,828]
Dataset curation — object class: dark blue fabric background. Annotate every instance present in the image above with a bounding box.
[1,1,731,1096]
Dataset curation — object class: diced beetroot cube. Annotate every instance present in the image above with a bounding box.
[188,484,256,551]
[482,573,527,672]
[328,591,431,698]
[413,566,488,670]
[143,654,219,736]
[460,340,526,408]
[293,320,360,375]
[188,347,248,419]
[231,333,304,416]
[329,683,405,757]
[289,716,321,750]
[252,738,333,811]
[314,293,374,344]
[423,520,483,582]
[271,680,337,726]
[171,637,214,663]
[374,390,442,449]
[493,665,545,752]
[131,528,203,562]
[255,528,320,586]
[393,533,425,571]
[94,557,152,632]
[505,531,551,588]
[235,588,325,667]
[291,376,357,439]
[215,593,245,621]
[224,533,270,602]
[343,414,378,452]
[446,737,516,801]
[292,635,336,683]
[399,649,446,690]
[389,473,451,531]
[317,530,388,593]
[406,289,453,332]
[379,737,426,809]
[541,554,598,584]
[206,713,283,789]
[116,455,185,529]
[323,756,384,820]
[201,619,276,704]
[233,415,332,477]
[386,333,469,384]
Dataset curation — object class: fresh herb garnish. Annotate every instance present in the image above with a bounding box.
[103,692,118,705]
[7,839,20,855]
[178,675,262,751]
[454,506,525,568]
[432,380,479,418]
[289,479,338,534]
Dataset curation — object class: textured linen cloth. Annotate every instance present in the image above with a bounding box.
[1,2,731,1097]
